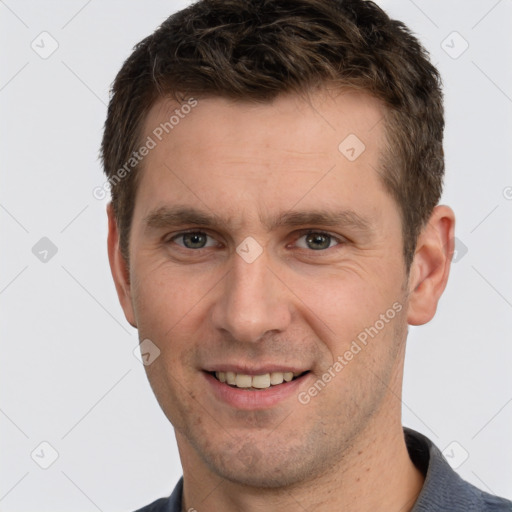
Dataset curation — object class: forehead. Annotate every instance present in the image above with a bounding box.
[143,88,386,158]
[133,88,393,228]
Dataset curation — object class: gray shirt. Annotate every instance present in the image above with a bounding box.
[134,428,512,511]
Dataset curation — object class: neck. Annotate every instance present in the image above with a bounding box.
[176,414,424,512]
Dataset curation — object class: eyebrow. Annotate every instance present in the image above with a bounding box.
[266,210,373,233]
[143,206,373,234]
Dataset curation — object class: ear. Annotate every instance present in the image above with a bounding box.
[407,205,455,326]
[106,202,137,328]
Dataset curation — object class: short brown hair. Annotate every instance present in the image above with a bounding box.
[101,0,444,271]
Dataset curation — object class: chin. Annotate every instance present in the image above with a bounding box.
[197,436,330,489]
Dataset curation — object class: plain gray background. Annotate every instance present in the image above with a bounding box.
[1,1,511,511]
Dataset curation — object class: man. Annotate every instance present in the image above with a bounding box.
[101,0,512,510]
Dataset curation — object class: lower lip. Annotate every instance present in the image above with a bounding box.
[203,371,310,410]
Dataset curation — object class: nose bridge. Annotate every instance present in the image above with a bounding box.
[212,249,290,343]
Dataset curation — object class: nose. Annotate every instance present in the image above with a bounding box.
[210,249,292,343]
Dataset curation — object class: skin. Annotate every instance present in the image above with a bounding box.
[107,87,455,511]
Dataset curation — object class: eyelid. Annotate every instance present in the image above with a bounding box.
[167,229,221,248]
[292,229,347,246]
[164,228,347,250]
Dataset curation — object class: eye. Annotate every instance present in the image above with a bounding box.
[294,231,340,251]
[171,231,218,249]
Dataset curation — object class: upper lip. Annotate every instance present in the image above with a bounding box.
[204,364,309,375]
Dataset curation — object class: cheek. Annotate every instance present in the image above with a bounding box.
[289,267,404,356]
[143,350,197,433]
[309,304,407,425]
[131,263,214,337]
[130,278,201,413]
[133,268,207,428]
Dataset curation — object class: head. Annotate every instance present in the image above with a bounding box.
[102,0,445,273]
[103,0,454,490]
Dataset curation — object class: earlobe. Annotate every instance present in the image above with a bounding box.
[407,205,455,326]
[106,203,137,328]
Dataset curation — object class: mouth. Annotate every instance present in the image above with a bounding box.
[208,370,310,391]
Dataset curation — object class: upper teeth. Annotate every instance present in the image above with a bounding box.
[215,371,301,389]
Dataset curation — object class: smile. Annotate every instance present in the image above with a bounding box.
[210,370,308,390]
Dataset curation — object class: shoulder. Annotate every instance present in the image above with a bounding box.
[481,493,512,511]
[131,477,183,512]
[133,497,171,512]
[404,428,512,511]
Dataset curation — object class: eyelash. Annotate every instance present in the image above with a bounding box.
[167,229,345,251]
[292,230,343,250]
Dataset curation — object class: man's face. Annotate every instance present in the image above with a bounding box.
[120,89,413,487]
